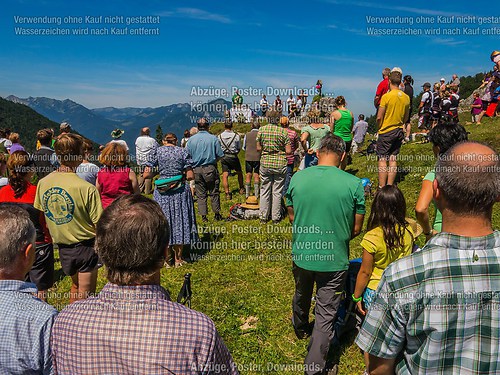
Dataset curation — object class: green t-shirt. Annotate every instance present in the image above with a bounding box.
[333,109,353,142]
[232,94,243,105]
[285,166,366,272]
[423,170,442,232]
[34,172,103,245]
[301,124,331,151]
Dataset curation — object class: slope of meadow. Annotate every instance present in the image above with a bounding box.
[48,113,500,375]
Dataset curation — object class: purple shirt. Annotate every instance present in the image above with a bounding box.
[8,143,25,154]
[472,98,483,115]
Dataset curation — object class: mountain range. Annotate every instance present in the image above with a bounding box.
[5,95,231,151]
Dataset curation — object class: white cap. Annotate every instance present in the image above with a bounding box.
[440,77,445,81]
[391,67,403,75]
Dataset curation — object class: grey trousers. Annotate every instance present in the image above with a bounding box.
[194,165,221,216]
[259,166,286,221]
[292,263,347,375]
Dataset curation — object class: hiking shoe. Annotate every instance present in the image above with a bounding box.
[239,188,245,195]
[201,216,208,223]
[225,192,232,200]
[214,213,224,221]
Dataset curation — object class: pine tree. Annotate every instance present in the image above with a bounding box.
[155,124,163,145]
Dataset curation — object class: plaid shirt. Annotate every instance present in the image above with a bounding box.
[356,231,500,374]
[0,280,57,375]
[51,283,238,374]
[256,124,290,169]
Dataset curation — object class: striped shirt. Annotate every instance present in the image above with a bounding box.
[256,124,290,169]
[51,283,238,374]
[356,231,500,374]
[0,280,57,375]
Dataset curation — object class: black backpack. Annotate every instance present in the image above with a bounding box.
[431,92,441,113]
[422,92,434,113]
[333,258,363,344]
[366,140,377,155]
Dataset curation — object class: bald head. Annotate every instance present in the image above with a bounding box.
[435,142,500,216]
[141,127,150,136]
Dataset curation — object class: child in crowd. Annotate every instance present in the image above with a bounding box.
[469,92,483,124]
[97,142,140,208]
[353,185,416,370]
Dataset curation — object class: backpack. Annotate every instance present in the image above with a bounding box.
[421,92,433,113]
[493,86,500,102]
[228,203,261,221]
[366,140,377,155]
[431,92,441,113]
[332,259,363,345]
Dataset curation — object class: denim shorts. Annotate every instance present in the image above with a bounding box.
[363,287,377,310]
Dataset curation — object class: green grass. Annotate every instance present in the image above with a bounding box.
[47,114,500,374]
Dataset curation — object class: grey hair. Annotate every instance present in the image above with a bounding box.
[318,133,346,156]
[0,206,36,270]
[435,142,500,216]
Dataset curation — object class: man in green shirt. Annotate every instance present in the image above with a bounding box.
[286,133,365,374]
[231,89,243,108]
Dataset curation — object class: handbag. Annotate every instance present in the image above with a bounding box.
[154,175,184,194]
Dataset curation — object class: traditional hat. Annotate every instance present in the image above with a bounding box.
[241,196,259,210]
[60,122,71,131]
[111,129,125,139]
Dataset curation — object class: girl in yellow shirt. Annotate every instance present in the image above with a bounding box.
[353,185,416,314]
[353,185,416,371]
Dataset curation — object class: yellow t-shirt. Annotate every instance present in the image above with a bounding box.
[34,172,103,245]
[378,89,410,134]
[361,225,414,290]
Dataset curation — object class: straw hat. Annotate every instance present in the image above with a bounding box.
[491,50,500,62]
[406,218,423,238]
[280,116,289,126]
[241,196,259,210]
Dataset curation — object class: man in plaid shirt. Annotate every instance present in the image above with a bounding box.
[51,195,238,374]
[356,142,500,374]
[256,109,291,222]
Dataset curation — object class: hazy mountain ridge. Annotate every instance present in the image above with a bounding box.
[5,95,231,150]
[0,97,99,152]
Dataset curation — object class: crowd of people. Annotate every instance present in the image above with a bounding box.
[0,51,499,374]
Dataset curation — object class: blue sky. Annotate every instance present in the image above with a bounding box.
[0,0,497,117]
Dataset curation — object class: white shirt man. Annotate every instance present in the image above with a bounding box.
[135,127,158,194]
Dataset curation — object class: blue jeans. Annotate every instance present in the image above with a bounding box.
[282,164,294,197]
[304,152,318,168]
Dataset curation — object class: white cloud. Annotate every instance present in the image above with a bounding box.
[323,0,470,17]
[158,8,232,24]
[431,37,466,46]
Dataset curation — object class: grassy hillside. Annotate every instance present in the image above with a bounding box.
[47,113,500,375]
[0,97,99,152]
[0,97,60,152]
